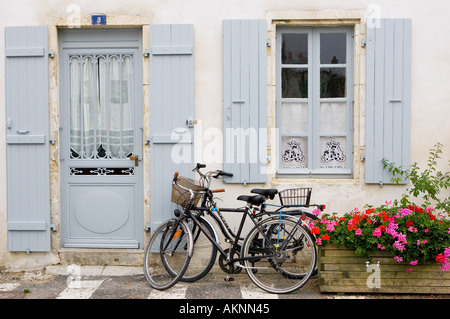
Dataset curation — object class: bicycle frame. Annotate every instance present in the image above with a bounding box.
[172,169,306,268]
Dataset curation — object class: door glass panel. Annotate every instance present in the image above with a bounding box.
[320,68,346,98]
[282,68,308,98]
[69,56,81,158]
[282,33,308,64]
[122,56,134,157]
[97,56,107,158]
[320,33,346,64]
[82,56,96,159]
[281,102,308,134]
[320,136,347,169]
[109,55,121,158]
[281,136,308,168]
[69,54,135,160]
[320,102,346,134]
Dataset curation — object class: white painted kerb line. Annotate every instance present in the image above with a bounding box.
[148,284,188,299]
[0,283,20,292]
[57,280,104,299]
[240,287,279,299]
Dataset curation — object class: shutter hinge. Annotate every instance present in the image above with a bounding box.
[266,39,271,47]
[143,49,150,57]
[361,39,366,48]
[361,153,366,162]
[50,224,57,231]
[48,50,55,58]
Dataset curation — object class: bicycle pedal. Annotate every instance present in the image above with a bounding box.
[224,276,235,282]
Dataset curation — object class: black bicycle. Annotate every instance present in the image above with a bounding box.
[144,164,318,294]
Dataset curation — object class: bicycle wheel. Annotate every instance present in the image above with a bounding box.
[181,216,218,282]
[240,218,316,294]
[144,219,192,290]
[265,216,318,279]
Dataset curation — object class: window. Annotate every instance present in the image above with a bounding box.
[277,27,353,176]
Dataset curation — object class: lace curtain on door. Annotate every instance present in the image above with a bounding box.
[69,54,134,159]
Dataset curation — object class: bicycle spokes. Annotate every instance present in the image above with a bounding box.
[241,218,316,294]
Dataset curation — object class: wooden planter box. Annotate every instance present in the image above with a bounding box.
[319,244,450,294]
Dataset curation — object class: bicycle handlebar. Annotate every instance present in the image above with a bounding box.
[195,163,207,169]
[172,164,232,202]
[216,170,233,177]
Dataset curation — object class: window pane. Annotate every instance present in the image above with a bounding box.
[320,102,346,134]
[320,68,346,98]
[281,102,308,134]
[320,33,346,64]
[282,33,308,64]
[281,136,308,168]
[320,137,347,169]
[282,68,308,98]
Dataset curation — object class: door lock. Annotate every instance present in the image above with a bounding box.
[130,155,139,166]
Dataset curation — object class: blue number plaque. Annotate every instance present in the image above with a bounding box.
[91,15,107,25]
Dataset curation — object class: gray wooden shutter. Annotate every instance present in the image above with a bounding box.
[365,19,411,184]
[149,24,194,230]
[5,26,51,251]
[222,19,267,184]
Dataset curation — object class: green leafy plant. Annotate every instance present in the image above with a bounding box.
[382,142,450,213]
[310,203,450,272]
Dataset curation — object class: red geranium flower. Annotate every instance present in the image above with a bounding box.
[436,254,447,263]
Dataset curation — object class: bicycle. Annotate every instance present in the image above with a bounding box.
[144,164,318,294]
[250,187,326,278]
[170,164,322,281]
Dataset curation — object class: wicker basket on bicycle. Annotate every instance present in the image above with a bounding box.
[278,187,312,207]
[171,176,205,209]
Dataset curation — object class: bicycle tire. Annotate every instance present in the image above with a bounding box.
[266,215,319,279]
[180,216,218,282]
[144,219,192,290]
[240,218,316,294]
[264,215,318,278]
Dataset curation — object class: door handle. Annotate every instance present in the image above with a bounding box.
[130,155,139,166]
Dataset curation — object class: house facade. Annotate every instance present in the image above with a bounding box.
[1,0,449,270]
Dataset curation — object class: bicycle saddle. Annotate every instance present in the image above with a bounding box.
[251,188,278,200]
[236,195,266,206]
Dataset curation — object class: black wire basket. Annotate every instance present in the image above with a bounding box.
[278,188,312,207]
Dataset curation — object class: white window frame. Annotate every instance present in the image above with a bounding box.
[276,26,354,177]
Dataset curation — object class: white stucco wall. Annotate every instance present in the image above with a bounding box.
[0,0,449,269]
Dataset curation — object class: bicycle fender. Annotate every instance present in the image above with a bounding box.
[198,216,220,245]
[180,219,195,258]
